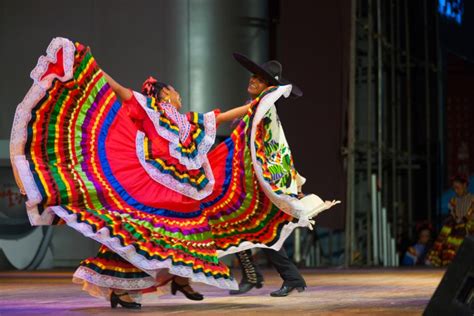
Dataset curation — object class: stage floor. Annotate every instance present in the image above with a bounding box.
[0,268,443,315]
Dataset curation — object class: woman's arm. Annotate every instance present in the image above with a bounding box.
[102,71,132,101]
[216,103,251,125]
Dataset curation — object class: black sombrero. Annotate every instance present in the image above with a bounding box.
[233,52,303,97]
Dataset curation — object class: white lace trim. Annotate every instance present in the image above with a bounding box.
[30,37,75,88]
[10,37,76,226]
[160,102,192,142]
[249,85,339,221]
[50,205,239,290]
[135,132,215,200]
[133,91,217,170]
[73,266,156,290]
[216,217,310,257]
[72,268,146,302]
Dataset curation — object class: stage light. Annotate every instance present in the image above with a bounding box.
[438,0,464,25]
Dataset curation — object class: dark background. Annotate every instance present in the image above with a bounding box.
[274,1,349,229]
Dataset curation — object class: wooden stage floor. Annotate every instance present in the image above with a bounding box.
[0,268,444,315]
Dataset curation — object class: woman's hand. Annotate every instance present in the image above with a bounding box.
[160,86,182,109]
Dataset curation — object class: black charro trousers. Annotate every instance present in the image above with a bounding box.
[236,247,306,287]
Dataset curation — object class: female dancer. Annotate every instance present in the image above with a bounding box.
[427,175,473,266]
[10,37,338,308]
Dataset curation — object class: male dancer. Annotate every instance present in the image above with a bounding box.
[230,53,306,297]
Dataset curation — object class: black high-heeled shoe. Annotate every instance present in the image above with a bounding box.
[171,279,204,301]
[110,291,142,309]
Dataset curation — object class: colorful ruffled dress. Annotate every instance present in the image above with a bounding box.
[10,37,338,298]
[427,193,474,266]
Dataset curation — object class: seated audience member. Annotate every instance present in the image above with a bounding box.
[402,222,433,266]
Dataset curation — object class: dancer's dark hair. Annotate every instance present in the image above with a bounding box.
[451,173,469,185]
[141,76,169,100]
